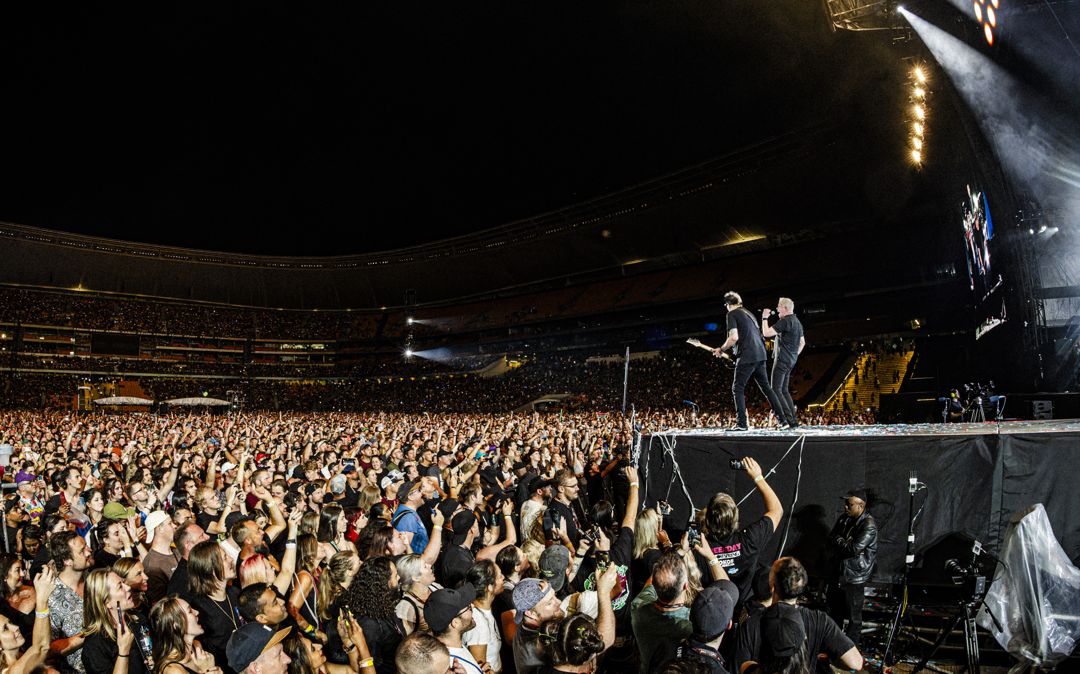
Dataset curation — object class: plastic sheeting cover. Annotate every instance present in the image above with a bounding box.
[977,503,1080,671]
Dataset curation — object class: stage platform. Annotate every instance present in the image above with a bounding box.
[637,420,1080,584]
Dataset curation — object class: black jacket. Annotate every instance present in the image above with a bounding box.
[829,512,878,584]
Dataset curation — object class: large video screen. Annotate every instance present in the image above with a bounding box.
[962,184,1006,340]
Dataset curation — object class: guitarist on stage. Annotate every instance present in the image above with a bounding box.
[713,291,795,431]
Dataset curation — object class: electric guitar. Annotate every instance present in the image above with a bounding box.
[686,338,735,369]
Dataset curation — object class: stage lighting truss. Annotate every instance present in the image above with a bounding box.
[908,64,930,167]
[823,0,908,32]
[973,0,1000,44]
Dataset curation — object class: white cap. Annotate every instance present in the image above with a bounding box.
[221,462,238,473]
[144,511,170,544]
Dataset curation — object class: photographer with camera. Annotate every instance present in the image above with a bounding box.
[826,488,877,647]
[696,457,783,610]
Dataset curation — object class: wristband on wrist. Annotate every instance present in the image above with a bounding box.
[35,610,49,618]
[359,658,374,669]
[629,482,639,488]
[754,475,765,483]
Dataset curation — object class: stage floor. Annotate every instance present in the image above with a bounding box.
[652,419,1080,438]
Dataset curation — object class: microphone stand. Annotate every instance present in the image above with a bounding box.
[880,470,921,672]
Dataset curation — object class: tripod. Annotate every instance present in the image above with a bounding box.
[911,599,983,674]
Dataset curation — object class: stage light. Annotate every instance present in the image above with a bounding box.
[912,149,922,163]
[913,137,923,150]
[986,6,996,26]
[914,104,926,119]
[404,348,413,358]
[984,24,994,44]
[406,317,414,325]
[914,86,926,98]
[913,67,927,83]
[913,122,924,136]
[973,1,983,22]
[990,0,998,7]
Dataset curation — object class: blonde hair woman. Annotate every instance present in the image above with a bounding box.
[81,568,146,674]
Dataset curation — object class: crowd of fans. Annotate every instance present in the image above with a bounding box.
[0,409,868,674]
[2,349,865,422]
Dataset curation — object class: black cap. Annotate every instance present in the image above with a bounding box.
[396,479,421,503]
[450,510,477,545]
[691,580,738,641]
[423,584,477,633]
[226,624,291,672]
[845,488,868,503]
[762,603,806,657]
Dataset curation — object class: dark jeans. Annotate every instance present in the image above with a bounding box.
[828,581,865,646]
[770,358,798,424]
[732,359,788,427]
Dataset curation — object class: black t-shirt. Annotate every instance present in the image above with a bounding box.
[82,618,152,674]
[195,511,216,533]
[354,616,404,674]
[545,500,581,548]
[734,603,854,669]
[725,307,767,363]
[92,550,120,571]
[438,544,475,588]
[569,526,635,630]
[630,547,662,598]
[189,586,242,673]
[167,559,190,598]
[771,315,804,366]
[696,516,775,605]
[652,639,730,674]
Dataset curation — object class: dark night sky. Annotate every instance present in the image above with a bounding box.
[0,2,946,256]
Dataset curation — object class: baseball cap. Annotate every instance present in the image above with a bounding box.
[143,511,170,544]
[512,578,551,624]
[538,545,571,593]
[226,624,291,672]
[14,471,36,485]
[396,479,420,503]
[329,475,347,495]
[221,462,238,473]
[423,584,477,634]
[691,580,738,641]
[844,489,868,503]
[103,502,136,521]
[450,511,476,545]
[762,603,807,657]
[380,470,405,491]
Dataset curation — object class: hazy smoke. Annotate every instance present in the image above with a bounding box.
[902,8,1080,323]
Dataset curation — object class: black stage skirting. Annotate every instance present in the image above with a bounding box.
[636,420,1080,584]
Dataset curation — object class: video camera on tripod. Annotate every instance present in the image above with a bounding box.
[945,539,992,606]
[939,382,1005,422]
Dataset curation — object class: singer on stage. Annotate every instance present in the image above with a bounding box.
[761,297,805,428]
[713,291,794,431]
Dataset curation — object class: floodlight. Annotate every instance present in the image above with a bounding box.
[913,122,924,136]
[914,104,926,119]
[973,2,983,22]
[911,149,922,162]
[984,24,994,44]
[987,6,996,26]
